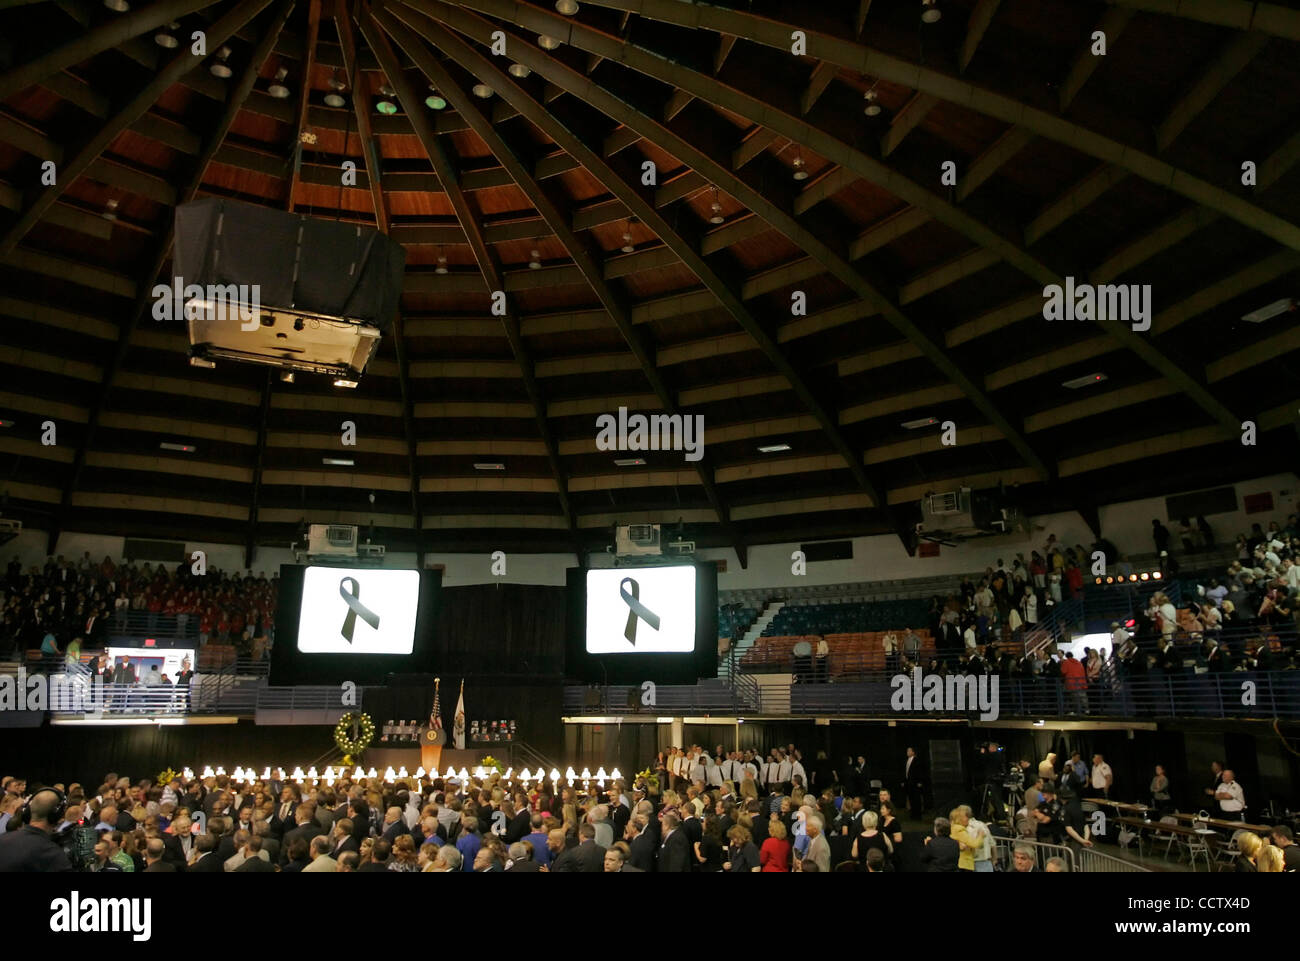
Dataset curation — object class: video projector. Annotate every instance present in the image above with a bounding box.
[172,198,405,383]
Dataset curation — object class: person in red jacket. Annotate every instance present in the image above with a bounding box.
[1059,651,1088,715]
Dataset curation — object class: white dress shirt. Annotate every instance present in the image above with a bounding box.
[1216,780,1244,813]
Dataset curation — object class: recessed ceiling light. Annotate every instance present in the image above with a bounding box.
[323,457,355,466]
[101,198,119,221]
[279,370,295,383]
[528,248,541,269]
[555,0,579,14]
[921,0,942,23]
[472,82,494,98]
[160,442,196,453]
[0,419,13,428]
[538,34,562,50]
[473,462,506,470]
[757,443,791,453]
[154,22,179,47]
[210,47,232,79]
[324,92,346,108]
[333,378,359,388]
[1062,372,1107,389]
[901,416,939,429]
[268,67,290,99]
[103,0,129,11]
[508,63,531,78]
[614,457,646,467]
[375,99,398,115]
[1241,298,1296,322]
[435,254,448,275]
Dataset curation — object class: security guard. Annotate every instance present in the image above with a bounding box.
[0,788,74,871]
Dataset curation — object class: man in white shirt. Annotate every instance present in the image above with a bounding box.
[1215,770,1245,820]
[790,756,807,791]
[776,753,793,793]
[689,753,707,787]
[1090,754,1113,798]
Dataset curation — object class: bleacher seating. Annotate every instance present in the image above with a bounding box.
[742,629,936,676]
[762,598,930,636]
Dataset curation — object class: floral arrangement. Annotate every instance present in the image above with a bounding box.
[334,712,375,764]
[636,768,660,793]
[480,755,504,774]
[156,767,180,788]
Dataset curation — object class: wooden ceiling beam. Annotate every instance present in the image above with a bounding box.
[959,0,1001,73]
[361,6,580,553]
[1059,7,1133,112]
[1155,30,1268,152]
[0,0,275,258]
[401,0,892,519]
[286,0,322,211]
[378,6,748,564]
[1103,0,1300,42]
[0,0,219,101]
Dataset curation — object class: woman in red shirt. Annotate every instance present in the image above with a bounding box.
[760,817,791,871]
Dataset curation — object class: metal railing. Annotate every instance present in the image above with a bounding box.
[1075,845,1151,873]
[564,678,756,715]
[992,835,1075,872]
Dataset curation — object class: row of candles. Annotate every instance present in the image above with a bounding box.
[186,764,624,790]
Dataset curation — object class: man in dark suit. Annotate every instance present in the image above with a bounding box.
[142,838,177,872]
[628,815,657,872]
[605,847,642,872]
[188,834,222,872]
[270,786,299,838]
[903,746,927,818]
[920,817,961,872]
[570,823,606,872]
[329,818,359,859]
[234,835,276,872]
[279,802,325,865]
[658,813,691,873]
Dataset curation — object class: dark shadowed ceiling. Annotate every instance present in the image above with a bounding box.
[0,0,1298,566]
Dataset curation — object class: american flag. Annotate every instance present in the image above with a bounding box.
[430,680,443,733]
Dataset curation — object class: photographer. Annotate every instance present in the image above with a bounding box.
[0,788,74,871]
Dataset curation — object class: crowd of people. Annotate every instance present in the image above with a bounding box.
[1,553,278,660]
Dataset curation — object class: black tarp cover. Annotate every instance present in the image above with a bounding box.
[173,197,405,332]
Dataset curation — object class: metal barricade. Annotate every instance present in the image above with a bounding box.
[991,835,1076,872]
[1075,845,1151,873]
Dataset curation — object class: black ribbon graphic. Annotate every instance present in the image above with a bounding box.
[620,577,661,645]
[339,577,381,643]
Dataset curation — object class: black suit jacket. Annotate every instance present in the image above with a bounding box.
[235,856,276,873]
[659,829,691,873]
[573,839,605,873]
[331,836,359,858]
[507,859,542,872]
[280,822,326,864]
[920,836,961,872]
[188,852,223,873]
[506,810,531,844]
[682,816,703,846]
[143,861,177,873]
[629,829,657,872]
[550,846,583,873]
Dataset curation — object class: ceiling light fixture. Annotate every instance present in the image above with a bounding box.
[508,63,531,78]
[103,0,130,11]
[268,67,290,99]
[863,87,881,116]
[333,378,359,389]
[708,186,724,225]
[528,247,541,269]
[472,82,494,98]
[473,462,506,471]
[1241,297,1296,323]
[555,0,580,14]
[210,46,233,79]
[792,151,808,181]
[614,457,646,467]
[435,249,448,274]
[154,21,179,47]
[159,442,196,453]
[757,443,791,453]
[620,219,635,254]
[325,72,347,108]
[323,457,355,466]
[921,0,942,22]
[101,198,119,221]
[376,82,398,115]
[425,86,447,110]
[279,370,295,383]
[1062,372,1108,389]
[538,34,562,50]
